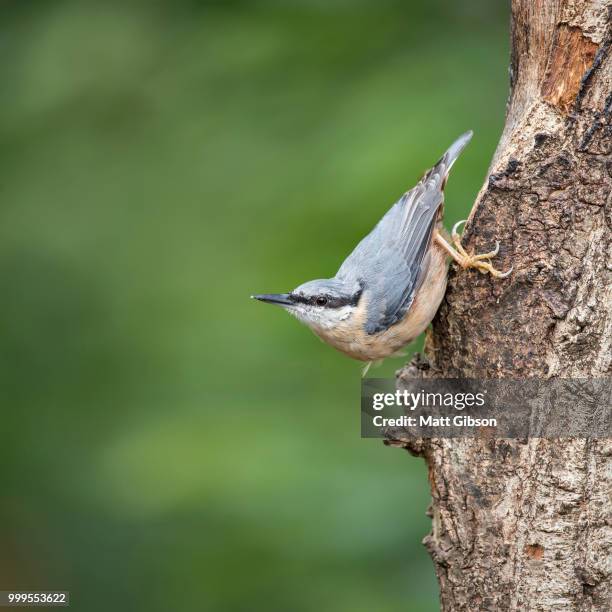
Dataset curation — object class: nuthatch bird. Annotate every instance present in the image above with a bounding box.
[252,132,511,371]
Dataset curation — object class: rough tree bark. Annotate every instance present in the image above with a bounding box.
[388,1,611,610]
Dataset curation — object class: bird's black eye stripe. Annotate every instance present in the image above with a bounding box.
[289,290,363,309]
[289,293,308,305]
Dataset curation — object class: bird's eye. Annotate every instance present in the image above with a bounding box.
[316,296,328,306]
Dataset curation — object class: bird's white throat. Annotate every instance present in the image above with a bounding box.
[286,303,355,331]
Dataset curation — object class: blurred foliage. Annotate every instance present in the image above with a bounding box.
[0,1,508,610]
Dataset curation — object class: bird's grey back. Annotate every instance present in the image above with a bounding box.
[336,131,473,334]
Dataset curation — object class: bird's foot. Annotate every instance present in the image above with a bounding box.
[361,359,385,378]
[451,220,512,278]
[436,221,512,279]
[362,361,373,378]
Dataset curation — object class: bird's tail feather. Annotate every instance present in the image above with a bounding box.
[439,130,473,176]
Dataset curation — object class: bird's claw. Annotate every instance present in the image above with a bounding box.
[451,219,467,244]
[451,219,512,279]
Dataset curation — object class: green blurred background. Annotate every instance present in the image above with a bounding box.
[0,1,508,610]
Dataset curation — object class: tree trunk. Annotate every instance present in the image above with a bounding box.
[389,1,611,610]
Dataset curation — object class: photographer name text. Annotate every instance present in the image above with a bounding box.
[372,414,497,427]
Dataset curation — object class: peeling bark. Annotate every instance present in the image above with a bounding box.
[390,1,611,610]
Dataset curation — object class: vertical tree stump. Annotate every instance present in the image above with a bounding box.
[391,1,611,609]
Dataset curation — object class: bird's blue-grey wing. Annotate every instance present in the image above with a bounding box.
[335,131,472,334]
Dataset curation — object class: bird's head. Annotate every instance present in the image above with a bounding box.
[252,278,363,332]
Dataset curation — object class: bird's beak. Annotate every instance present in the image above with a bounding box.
[251,293,294,306]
